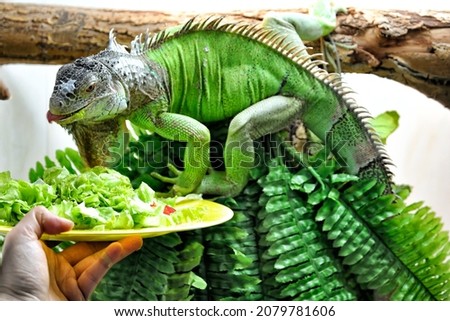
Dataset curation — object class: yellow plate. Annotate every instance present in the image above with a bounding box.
[0,200,233,242]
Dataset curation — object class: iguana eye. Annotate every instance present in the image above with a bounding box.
[86,83,96,93]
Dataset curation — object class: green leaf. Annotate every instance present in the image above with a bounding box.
[370,110,400,144]
[189,272,207,290]
[256,160,358,300]
[27,115,450,302]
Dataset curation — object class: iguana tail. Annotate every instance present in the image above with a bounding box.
[300,70,394,191]
[242,24,396,191]
[204,18,395,192]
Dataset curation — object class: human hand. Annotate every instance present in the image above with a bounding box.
[0,206,143,300]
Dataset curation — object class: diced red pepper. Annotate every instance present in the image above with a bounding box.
[163,205,176,215]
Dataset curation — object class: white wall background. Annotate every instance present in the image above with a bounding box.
[0,0,449,230]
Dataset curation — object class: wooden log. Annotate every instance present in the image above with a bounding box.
[0,3,449,107]
[0,3,186,64]
[330,8,450,107]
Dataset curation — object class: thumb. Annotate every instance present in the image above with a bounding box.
[7,206,74,242]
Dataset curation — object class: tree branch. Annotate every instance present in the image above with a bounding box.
[330,8,450,108]
[1,3,449,107]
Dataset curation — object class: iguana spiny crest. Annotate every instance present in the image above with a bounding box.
[48,17,393,196]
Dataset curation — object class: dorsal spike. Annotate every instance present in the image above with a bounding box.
[271,34,290,50]
[180,17,196,33]
[130,34,142,55]
[205,16,225,30]
[285,46,308,58]
[107,29,129,54]
[117,18,392,183]
[309,52,325,60]
[242,24,260,37]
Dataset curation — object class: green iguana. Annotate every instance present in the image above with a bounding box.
[47,2,393,197]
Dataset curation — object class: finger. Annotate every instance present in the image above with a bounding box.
[62,236,143,267]
[73,236,143,277]
[115,235,143,255]
[59,275,86,301]
[40,245,86,301]
[76,236,143,298]
[61,242,110,266]
[5,206,74,243]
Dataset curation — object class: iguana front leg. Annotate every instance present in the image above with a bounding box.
[132,111,210,195]
[196,96,303,196]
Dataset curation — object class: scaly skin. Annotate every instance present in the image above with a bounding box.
[48,11,393,197]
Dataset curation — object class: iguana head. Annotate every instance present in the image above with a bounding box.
[47,56,128,126]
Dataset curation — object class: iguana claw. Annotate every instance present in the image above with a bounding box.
[151,172,178,185]
[167,163,182,176]
[151,163,195,196]
[150,163,182,185]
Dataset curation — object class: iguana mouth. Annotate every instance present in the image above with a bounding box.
[47,110,69,122]
[47,107,84,124]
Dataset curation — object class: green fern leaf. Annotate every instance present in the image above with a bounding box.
[199,193,263,300]
[313,173,450,301]
[92,233,204,301]
[26,126,449,302]
[256,160,358,301]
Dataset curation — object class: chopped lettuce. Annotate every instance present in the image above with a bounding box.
[0,167,200,230]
